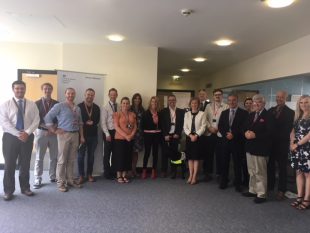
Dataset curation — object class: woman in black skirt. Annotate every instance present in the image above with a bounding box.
[184,97,207,185]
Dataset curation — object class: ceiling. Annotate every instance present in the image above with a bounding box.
[1,0,310,81]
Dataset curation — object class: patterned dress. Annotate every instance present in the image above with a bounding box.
[131,106,145,152]
[290,118,310,173]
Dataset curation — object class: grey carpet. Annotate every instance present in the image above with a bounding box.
[0,171,309,233]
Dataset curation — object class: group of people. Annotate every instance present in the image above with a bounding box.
[0,80,309,210]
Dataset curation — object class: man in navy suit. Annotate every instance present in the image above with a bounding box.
[242,94,273,204]
[218,93,248,192]
[267,91,294,200]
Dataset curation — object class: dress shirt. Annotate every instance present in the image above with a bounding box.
[0,98,40,137]
[169,107,176,134]
[184,111,207,136]
[204,101,228,137]
[101,101,118,137]
[45,102,83,132]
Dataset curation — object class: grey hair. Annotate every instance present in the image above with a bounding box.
[252,94,265,103]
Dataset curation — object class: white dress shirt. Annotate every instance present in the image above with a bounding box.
[0,98,40,137]
[100,101,118,137]
[204,101,229,137]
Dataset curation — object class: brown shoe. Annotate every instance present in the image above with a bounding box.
[88,175,96,182]
[276,191,286,201]
[142,169,147,179]
[79,176,84,184]
[151,169,157,179]
[21,190,34,196]
[67,181,82,188]
[3,193,14,201]
[58,185,68,192]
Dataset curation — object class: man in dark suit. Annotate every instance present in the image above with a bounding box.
[267,91,294,200]
[161,94,185,178]
[198,89,210,111]
[218,93,248,192]
[242,94,273,204]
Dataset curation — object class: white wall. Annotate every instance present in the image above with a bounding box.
[0,42,158,165]
[203,34,310,89]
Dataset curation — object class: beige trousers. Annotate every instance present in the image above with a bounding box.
[246,153,269,198]
[56,132,79,186]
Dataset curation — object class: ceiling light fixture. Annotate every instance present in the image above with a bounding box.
[193,57,206,62]
[107,34,124,42]
[172,75,181,80]
[261,0,295,8]
[214,39,234,47]
[180,68,190,72]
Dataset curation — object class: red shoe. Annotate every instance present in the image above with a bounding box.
[151,169,157,179]
[142,169,147,179]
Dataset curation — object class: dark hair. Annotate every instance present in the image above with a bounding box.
[65,87,75,93]
[131,93,144,110]
[228,92,238,99]
[85,88,95,93]
[41,82,53,90]
[109,88,118,94]
[188,97,200,107]
[12,80,26,89]
[198,89,207,93]
[243,97,253,106]
[213,89,223,95]
[168,94,176,99]
[121,97,130,104]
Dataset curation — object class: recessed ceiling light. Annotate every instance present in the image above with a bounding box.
[107,34,124,42]
[172,75,181,80]
[180,68,190,72]
[214,39,234,47]
[262,0,295,8]
[193,57,206,62]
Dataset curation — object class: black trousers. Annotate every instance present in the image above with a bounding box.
[161,137,179,172]
[267,141,289,192]
[204,134,222,176]
[2,132,34,194]
[220,140,243,187]
[103,130,115,177]
[113,140,133,172]
[143,132,161,169]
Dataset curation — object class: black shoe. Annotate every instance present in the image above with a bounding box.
[3,193,13,201]
[219,183,228,189]
[205,174,213,182]
[235,186,243,193]
[50,179,57,183]
[242,192,257,197]
[170,173,176,179]
[254,197,267,204]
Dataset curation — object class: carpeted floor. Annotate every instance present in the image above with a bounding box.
[0,171,309,233]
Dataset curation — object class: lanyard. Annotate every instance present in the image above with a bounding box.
[84,101,93,120]
[213,103,220,117]
[41,98,52,115]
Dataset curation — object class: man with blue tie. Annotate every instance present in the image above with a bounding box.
[0,80,40,201]
[218,93,248,192]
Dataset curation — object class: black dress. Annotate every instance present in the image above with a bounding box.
[185,111,203,160]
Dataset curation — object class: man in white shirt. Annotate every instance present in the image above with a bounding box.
[101,88,118,179]
[0,80,40,201]
[204,89,228,181]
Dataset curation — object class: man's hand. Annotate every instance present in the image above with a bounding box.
[106,136,112,142]
[226,132,234,140]
[165,135,171,141]
[18,131,29,142]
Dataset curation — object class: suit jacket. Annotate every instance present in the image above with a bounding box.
[243,109,274,157]
[184,111,207,137]
[268,104,294,144]
[218,107,248,144]
[142,109,161,131]
[160,107,185,137]
[35,98,59,127]
[200,101,210,112]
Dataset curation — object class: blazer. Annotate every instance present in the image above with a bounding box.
[160,107,185,137]
[268,104,294,143]
[218,107,248,143]
[200,101,210,112]
[142,109,161,131]
[243,109,274,157]
[184,111,207,137]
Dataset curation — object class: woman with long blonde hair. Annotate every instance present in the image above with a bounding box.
[290,95,310,210]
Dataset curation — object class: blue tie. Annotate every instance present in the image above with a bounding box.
[16,99,24,130]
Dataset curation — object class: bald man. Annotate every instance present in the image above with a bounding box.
[267,91,294,200]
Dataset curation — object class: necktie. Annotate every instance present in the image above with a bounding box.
[253,112,259,123]
[200,102,203,111]
[113,103,117,112]
[191,112,197,133]
[229,109,235,127]
[16,99,24,130]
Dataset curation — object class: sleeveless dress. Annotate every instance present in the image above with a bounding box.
[290,118,310,173]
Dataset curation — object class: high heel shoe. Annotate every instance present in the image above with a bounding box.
[142,169,147,179]
[151,169,157,179]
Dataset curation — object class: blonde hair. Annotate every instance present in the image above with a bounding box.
[148,96,161,111]
[294,95,310,122]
